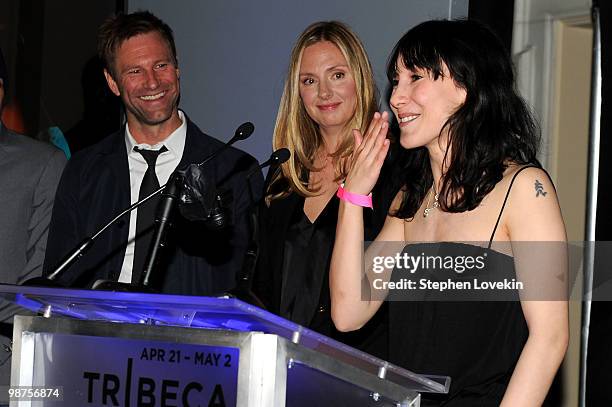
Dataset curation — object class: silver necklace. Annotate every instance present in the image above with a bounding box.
[423,184,439,218]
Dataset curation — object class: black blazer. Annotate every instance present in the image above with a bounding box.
[44,115,263,295]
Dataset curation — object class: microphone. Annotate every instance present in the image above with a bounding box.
[228,148,290,308]
[259,148,290,169]
[33,122,255,289]
[233,122,255,142]
[178,123,260,230]
[198,122,254,167]
[139,122,256,288]
[243,148,289,207]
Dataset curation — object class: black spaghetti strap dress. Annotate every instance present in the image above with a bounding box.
[388,166,539,406]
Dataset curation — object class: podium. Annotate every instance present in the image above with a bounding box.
[0,284,449,406]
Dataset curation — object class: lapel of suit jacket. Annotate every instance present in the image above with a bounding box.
[102,128,131,207]
[97,129,131,278]
[178,115,217,169]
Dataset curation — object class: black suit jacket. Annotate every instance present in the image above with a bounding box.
[44,116,263,295]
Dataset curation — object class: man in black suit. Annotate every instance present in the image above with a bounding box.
[44,11,263,295]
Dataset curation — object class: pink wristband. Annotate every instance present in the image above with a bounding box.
[336,184,373,208]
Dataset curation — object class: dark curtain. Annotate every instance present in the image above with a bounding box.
[468,0,515,53]
[587,1,612,405]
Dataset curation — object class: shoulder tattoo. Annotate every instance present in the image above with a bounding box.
[535,179,547,197]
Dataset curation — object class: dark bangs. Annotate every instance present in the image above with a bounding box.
[386,22,452,83]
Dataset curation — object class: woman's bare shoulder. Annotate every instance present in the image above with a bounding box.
[500,164,566,241]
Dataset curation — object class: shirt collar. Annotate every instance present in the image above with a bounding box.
[124,110,187,156]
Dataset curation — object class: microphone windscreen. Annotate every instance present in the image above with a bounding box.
[235,122,255,141]
[272,148,290,164]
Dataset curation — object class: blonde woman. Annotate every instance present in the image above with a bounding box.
[253,21,396,357]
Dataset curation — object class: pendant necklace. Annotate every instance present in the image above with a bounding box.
[423,183,439,218]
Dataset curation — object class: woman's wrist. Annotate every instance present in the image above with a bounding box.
[337,183,373,208]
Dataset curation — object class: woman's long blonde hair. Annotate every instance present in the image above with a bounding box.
[267,21,378,203]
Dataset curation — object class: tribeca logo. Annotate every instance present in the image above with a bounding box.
[82,358,227,406]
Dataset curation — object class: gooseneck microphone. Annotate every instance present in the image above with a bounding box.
[198,122,254,167]
[35,122,255,289]
[259,148,290,169]
[45,191,160,281]
[229,148,291,307]
[243,148,290,204]
[139,122,256,288]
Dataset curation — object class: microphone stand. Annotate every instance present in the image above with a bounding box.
[91,171,184,292]
[227,148,290,307]
[28,122,256,291]
[141,170,183,287]
[227,173,265,307]
[92,123,256,291]
[44,184,165,282]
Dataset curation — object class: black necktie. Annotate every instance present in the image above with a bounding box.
[132,146,168,284]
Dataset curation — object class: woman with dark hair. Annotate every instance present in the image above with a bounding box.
[253,21,395,357]
[330,20,568,405]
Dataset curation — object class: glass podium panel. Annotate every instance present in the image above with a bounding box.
[0,284,450,395]
[286,361,402,407]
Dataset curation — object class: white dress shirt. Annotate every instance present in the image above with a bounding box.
[118,111,187,283]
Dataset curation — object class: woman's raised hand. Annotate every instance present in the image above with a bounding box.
[344,111,390,195]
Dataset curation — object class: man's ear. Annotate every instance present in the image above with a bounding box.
[103,69,120,96]
[176,67,180,80]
